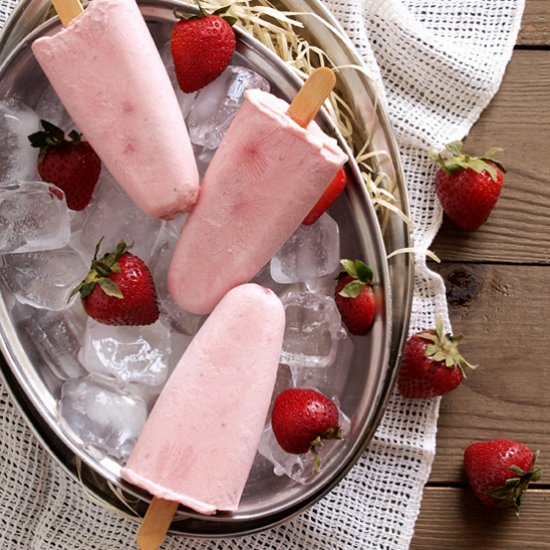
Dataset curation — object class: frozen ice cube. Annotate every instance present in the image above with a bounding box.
[160,41,197,118]
[270,214,340,284]
[73,171,162,262]
[291,332,354,399]
[79,318,172,388]
[258,401,350,485]
[149,238,204,335]
[34,85,74,134]
[59,375,147,460]
[0,245,87,311]
[0,99,40,182]
[280,291,346,369]
[187,65,270,150]
[0,180,70,254]
[20,302,87,380]
[251,263,288,298]
[192,143,215,178]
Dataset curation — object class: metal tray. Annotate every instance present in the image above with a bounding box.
[0,0,413,537]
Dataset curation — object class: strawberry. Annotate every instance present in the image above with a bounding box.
[28,120,101,211]
[271,388,342,470]
[464,440,542,516]
[303,167,347,225]
[397,319,476,398]
[432,140,505,231]
[170,4,236,93]
[334,259,376,335]
[71,240,159,326]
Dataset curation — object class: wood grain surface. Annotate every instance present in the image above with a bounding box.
[519,1,550,45]
[411,2,550,547]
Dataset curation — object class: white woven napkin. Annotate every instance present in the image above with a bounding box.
[0,1,524,548]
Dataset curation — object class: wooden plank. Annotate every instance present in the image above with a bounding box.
[432,50,550,264]
[426,263,550,483]
[412,487,550,549]
[519,1,550,46]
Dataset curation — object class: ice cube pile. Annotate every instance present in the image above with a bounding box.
[0,57,353,483]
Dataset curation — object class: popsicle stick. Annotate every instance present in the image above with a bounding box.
[51,0,83,27]
[136,497,179,550]
[286,67,336,128]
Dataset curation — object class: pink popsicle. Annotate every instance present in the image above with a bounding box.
[122,283,285,515]
[32,0,199,220]
[167,87,348,314]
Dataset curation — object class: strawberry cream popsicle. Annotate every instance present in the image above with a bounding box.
[168,87,347,314]
[32,0,199,219]
[122,283,285,515]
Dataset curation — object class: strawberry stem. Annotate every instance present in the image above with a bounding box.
[430,140,506,182]
[488,450,543,518]
[419,317,476,377]
[70,239,133,301]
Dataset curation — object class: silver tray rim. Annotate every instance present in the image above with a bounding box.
[0,0,413,538]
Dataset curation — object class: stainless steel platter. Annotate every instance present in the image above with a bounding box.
[0,0,413,537]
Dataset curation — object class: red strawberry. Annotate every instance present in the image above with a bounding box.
[71,240,159,326]
[334,259,376,335]
[464,440,542,516]
[170,5,236,93]
[303,167,347,225]
[271,388,342,470]
[397,319,476,398]
[432,140,505,231]
[28,120,101,211]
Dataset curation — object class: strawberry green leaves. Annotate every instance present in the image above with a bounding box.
[418,318,477,377]
[337,259,373,299]
[431,140,506,183]
[70,239,131,301]
[28,120,81,164]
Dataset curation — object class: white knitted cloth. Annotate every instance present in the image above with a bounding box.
[0,1,523,548]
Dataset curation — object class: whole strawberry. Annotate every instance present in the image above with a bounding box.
[398,318,475,398]
[432,140,505,231]
[303,167,347,225]
[334,259,376,335]
[170,4,236,93]
[71,240,159,326]
[271,388,342,470]
[464,440,542,516]
[28,120,101,211]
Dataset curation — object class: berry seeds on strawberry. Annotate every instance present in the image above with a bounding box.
[432,140,505,231]
[464,439,542,517]
[71,240,159,326]
[397,318,476,398]
[271,388,342,471]
[334,259,376,335]
[303,166,348,225]
[171,3,236,93]
[28,120,101,211]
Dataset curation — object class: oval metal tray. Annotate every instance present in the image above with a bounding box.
[0,0,413,537]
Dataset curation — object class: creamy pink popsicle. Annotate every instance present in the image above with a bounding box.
[32,0,199,219]
[167,88,347,314]
[122,283,285,515]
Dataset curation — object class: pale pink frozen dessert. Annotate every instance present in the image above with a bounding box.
[167,88,347,314]
[122,283,285,515]
[32,0,199,220]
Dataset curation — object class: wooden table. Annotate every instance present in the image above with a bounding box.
[410,2,550,547]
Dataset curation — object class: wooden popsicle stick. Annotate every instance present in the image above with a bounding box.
[51,0,84,27]
[136,497,179,550]
[286,67,336,129]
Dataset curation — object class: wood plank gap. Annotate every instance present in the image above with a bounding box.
[514,44,550,51]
